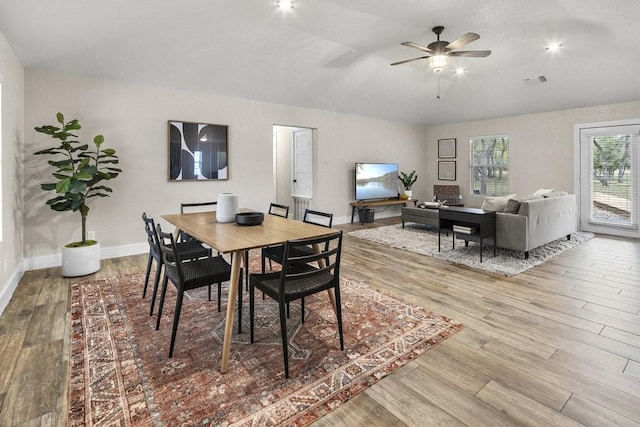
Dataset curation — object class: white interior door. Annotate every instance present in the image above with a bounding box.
[578,123,640,238]
[292,129,313,199]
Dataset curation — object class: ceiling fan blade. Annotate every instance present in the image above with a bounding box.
[445,32,480,51]
[401,41,432,53]
[449,50,491,58]
[390,55,431,66]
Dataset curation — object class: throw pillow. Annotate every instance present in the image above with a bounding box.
[503,198,521,214]
[532,188,555,196]
[542,190,569,198]
[481,193,516,212]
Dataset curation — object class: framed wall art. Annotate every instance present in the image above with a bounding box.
[438,161,456,181]
[438,138,456,159]
[168,120,229,181]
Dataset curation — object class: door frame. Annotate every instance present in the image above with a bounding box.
[573,118,640,238]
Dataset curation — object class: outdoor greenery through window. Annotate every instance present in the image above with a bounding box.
[470,135,509,196]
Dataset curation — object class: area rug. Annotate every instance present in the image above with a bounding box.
[68,271,462,426]
[348,224,594,276]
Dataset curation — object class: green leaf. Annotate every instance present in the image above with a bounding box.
[56,178,71,194]
[94,135,104,147]
[56,112,64,124]
[41,183,57,191]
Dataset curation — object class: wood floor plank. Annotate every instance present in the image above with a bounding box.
[0,340,65,426]
[399,363,520,426]
[23,301,67,347]
[561,393,640,427]
[476,380,583,427]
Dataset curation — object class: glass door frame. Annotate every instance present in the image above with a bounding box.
[573,119,640,238]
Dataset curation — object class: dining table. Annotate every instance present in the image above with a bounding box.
[161,209,338,373]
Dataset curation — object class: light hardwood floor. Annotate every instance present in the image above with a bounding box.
[1,217,639,426]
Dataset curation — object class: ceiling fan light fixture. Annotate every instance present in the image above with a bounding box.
[427,54,448,73]
[276,0,294,9]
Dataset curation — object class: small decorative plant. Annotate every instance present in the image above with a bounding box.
[34,113,121,247]
[398,170,418,190]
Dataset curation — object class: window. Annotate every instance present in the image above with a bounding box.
[470,135,509,196]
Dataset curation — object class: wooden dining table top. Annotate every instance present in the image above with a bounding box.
[161,210,336,253]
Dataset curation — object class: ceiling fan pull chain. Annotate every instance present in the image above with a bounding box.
[437,76,441,99]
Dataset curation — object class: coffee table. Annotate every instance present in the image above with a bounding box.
[438,207,496,262]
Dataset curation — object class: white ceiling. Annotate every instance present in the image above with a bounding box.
[1,0,639,126]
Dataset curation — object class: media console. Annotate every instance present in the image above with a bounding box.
[350,199,415,224]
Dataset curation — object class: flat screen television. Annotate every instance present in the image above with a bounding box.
[354,162,399,201]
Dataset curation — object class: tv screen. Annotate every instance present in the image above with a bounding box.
[355,162,399,201]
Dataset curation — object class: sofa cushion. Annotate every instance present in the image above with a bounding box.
[533,188,555,196]
[481,193,516,212]
[503,198,521,214]
[543,190,569,198]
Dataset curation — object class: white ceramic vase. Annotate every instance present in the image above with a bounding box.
[404,189,413,199]
[61,242,101,277]
[216,193,239,222]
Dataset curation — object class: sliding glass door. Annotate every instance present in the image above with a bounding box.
[578,123,640,238]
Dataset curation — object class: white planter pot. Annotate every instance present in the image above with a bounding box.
[403,190,413,199]
[216,193,239,222]
[62,242,101,277]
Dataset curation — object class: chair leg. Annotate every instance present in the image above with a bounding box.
[143,253,153,298]
[334,286,344,351]
[287,302,290,318]
[249,284,255,343]
[279,300,290,378]
[149,262,163,316]
[301,297,305,323]
[168,289,184,358]
[156,275,169,330]
[208,284,212,301]
[217,283,222,312]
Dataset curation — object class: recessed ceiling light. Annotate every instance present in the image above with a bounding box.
[277,0,294,9]
[546,43,563,52]
[454,68,466,75]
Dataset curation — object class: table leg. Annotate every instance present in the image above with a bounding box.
[351,206,356,223]
[220,249,243,373]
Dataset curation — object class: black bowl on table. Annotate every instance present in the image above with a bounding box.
[235,212,264,226]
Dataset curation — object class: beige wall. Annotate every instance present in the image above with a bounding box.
[0,30,25,314]
[426,101,640,208]
[23,69,429,267]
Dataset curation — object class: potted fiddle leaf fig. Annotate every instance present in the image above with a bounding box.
[398,170,417,200]
[34,112,121,277]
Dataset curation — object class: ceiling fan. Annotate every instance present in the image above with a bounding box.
[391,26,491,72]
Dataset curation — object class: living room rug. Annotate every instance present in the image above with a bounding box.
[348,224,594,276]
[68,271,462,426]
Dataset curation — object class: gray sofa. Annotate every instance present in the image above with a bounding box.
[492,193,577,258]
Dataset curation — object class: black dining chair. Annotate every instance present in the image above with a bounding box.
[249,231,344,378]
[261,207,331,274]
[155,224,244,358]
[142,213,212,316]
[179,201,217,243]
[257,203,291,278]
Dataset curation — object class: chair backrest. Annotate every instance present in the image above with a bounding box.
[180,201,217,214]
[142,212,161,259]
[179,202,217,242]
[268,202,289,218]
[303,209,333,228]
[433,185,462,205]
[279,231,343,295]
[156,224,184,284]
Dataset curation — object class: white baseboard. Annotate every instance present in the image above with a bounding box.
[0,261,25,317]
[22,242,149,271]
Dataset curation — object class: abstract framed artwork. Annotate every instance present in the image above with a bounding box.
[168,120,229,181]
[438,161,456,181]
[438,138,456,159]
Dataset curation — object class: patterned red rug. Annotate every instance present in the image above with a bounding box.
[68,271,462,426]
